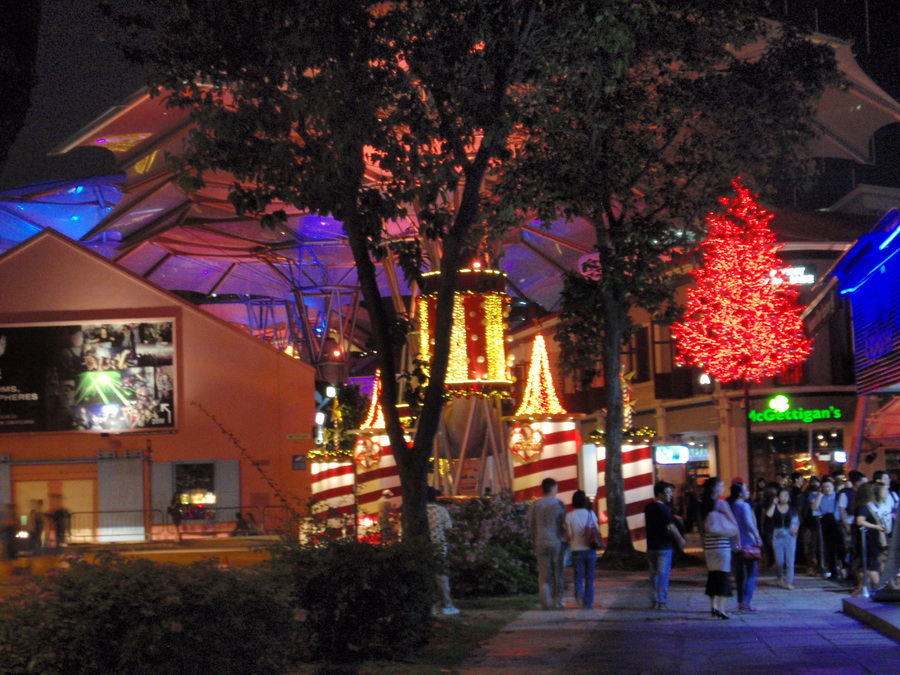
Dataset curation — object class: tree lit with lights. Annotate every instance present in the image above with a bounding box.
[672,179,811,383]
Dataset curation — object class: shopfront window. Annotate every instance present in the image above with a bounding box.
[174,463,217,520]
[749,429,844,482]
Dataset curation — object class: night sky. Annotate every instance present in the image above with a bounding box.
[1,1,897,191]
[0,2,145,189]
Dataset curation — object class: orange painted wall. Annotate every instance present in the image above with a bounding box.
[0,232,315,509]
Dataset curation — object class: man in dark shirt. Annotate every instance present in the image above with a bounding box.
[645,481,687,610]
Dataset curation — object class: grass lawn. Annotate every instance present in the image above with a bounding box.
[291,594,536,674]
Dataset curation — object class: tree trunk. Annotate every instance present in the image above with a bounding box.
[601,290,635,553]
[343,139,493,541]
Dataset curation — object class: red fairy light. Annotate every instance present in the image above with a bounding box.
[671,179,811,383]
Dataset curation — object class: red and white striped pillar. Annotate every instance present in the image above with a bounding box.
[355,434,402,516]
[595,444,655,551]
[511,419,581,507]
[310,460,355,518]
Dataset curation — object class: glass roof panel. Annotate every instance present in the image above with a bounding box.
[144,256,236,295]
[116,242,171,277]
[208,261,294,299]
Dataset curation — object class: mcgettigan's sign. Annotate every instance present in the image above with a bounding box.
[748,395,843,424]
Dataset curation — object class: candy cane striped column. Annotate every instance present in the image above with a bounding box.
[310,461,355,517]
[596,444,654,552]
[512,420,581,506]
[356,435,402,516]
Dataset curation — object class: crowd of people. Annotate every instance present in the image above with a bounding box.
[693,469,900,618]
[522,469,899,617]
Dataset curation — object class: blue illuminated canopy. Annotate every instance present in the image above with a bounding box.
[831,209,900,296]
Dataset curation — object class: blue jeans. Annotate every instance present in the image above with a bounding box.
[733,555,759,607]
[572,549,597,608]
[647,548,673,605]
[773,529,796,586]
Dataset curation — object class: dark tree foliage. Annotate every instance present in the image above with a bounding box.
[102,0,641,542]
[492,1,838,552]
[0,1,42,171]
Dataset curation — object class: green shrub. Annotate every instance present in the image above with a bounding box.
[270,539,433,663]
[0,556,299,675]
[445,494,538,597]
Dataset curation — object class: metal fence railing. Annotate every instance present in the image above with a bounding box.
[53,505,299,545]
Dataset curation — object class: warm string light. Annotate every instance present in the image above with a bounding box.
[590,426,656,443]
[621,369,635,429]
[444,388,511,400]
[483,293,507,380]
[307,446,355,460]
[515,334,566,416]
[671,179,811,383]
[448,295,469,381]
[418,285,512,389]
[418,300,430,376]
[361,370,385,430]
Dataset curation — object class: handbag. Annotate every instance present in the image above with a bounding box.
[704,508,739,539]
[583,514,604,550]
[741,545,762,560]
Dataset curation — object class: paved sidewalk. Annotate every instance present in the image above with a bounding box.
[460,566,900,674]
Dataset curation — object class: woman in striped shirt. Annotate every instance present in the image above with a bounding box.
[701,477,740,619]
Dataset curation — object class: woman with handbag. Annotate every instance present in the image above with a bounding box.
[700,477,740,619]
[565,490,601,609]
[766,488,800,589]
[727,482,763,613]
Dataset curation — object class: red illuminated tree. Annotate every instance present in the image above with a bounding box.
[672,179,811,382]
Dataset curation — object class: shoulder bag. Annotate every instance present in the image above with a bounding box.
[704,507,739,539]
[583,513,604,550]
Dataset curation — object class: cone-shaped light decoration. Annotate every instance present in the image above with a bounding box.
[515,334,567,416]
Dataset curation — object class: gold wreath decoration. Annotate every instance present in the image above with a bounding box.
[510,423,544,462]
[354,437,383,469]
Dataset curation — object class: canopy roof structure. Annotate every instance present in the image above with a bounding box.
[0,32,897,378]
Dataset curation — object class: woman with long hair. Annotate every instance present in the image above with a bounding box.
[727,482,763,613]
[766,488,799,589]
[701,477,740,619]
[565,489,600,609]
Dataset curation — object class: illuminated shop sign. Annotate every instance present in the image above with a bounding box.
[747,394,842,424]
[654,445,689,464]
[0,320,176,434]
[769,266,816,286]
[784,266,815,285]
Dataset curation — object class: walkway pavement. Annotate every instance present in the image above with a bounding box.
[460,566,900,674]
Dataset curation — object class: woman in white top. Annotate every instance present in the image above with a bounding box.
[565,490,601,609]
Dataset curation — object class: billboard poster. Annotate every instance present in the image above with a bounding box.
[0,320,175,433]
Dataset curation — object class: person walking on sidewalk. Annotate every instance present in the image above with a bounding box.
[528,477,567,610]
[645,481,686,610]
[767,488,799,589]
[566,490,601,609]
[701,476,740,619]
[727,482,763,612]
